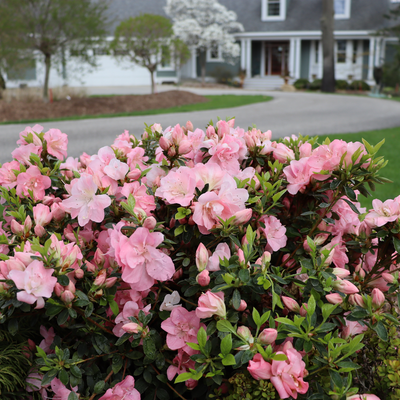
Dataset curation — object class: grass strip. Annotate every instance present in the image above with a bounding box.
[0,95,272,125]
[316,126,400,209]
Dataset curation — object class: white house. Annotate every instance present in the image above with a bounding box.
[5,0,399,90]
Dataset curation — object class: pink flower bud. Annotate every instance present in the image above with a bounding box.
[50,203,65,221]
[238,249,246,265]
[206,125,216,138]
[94,270,107,286]
[178,140,192,155]
[282,296,300,313]
[142,131,149,139]
[299,305,307,317]
[54,282,63,297]
[93,248,105,266]
[33,204,52,227]
[127,168,141,180]
[167,147,176,157]
[332,268,351,279]
[74,268,84,279]
[238,300,247,312]
[196,291,226,319]
[382,273,395,283]
[85,261,96,273]
[348,293,365,308]
[61,290,75,304]
[172,268,183,281]
[186,121,194,131]
[371,288,385,309]
[11,220,24,235]
[23,216,32,234]
[151,123,162,134]
[34,225,47,237]
[258,328,278,345]
[143,217,157,230]
[325,293,343,305]
[196,243,209,272]
[196,270,210,287]
[233,209,252,225]
[159,136,171,151]
[66,280,76,294]
[105,277,118,288]
[122,322,141,333]
[237,326,253,341]
[332,278,359,294]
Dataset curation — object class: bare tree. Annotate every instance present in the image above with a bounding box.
[2,0,109,102]
[321,0,335,92]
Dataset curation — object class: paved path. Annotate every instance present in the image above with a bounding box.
[1,88,400,163]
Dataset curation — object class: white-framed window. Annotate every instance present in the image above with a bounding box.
[334,0,351,19]
[336,40,347,63]
[261,0,286,21]
[206,45,223,62]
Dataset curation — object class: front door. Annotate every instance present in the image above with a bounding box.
[265,42,289,76]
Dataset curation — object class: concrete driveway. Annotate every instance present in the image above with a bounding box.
[1,88,400,163]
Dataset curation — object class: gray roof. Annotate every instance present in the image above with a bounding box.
[105,0,394,34]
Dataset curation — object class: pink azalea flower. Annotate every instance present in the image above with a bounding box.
[347,395,381,400]
[247,353,272,380]
[161,307,204,354]
[0,161,20,189]
[121,182,156,216]
[16,166,51,201]
[364,198,400,228]
[99,375,140,400]
[9,260,57,309]
[110,226,175,291]
[167,348,198,389]
[207,243,231,271]
[155,167,197,207]
[60,157,81,179]
[258,215,287,253]
[43,128,68,160]
[113,300,151,338]
[61,174,111,226]
[196,291,226,319]
[12,143,42,165]
[283,157,317,195]
[273,143,295,164]
[50,377,79,400]
[17,124,43,146]
[39,326,55,353]
[103,158,129,180]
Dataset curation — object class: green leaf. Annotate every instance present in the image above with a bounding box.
[272,353,288,361]
[8,319,18,336]
[217,319,236,334]
[252,308,261,327]
[232,289,241,310]
[109,300,119,316]
[57,309,69,326]
[307,295,316,320]
[58,369,69,386]
[186,342,200,351]
[156,388,170,400]
[220,334,232,355]
[329,369,343,389]
[174,225,185,236]
[93,380,105,393]
[373,321,388,341]
[68,393,79,400]
[197,327,207,350]
[238,269,250,283]
[393,237,400,254]
[70,365,82,379]
[112,354,124,374]
[222,354,236,366]
[342,198,360,214]
[344,186,357,201]
[143,336,157,360]
[57,275,70,286]
[174,372,193,383]
[337,361,361,370]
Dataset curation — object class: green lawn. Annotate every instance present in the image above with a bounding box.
[0,95,272,125]
[316,126,400,209]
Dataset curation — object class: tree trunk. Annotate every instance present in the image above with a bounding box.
[150,69,155,94]
[321,0,335,92]
[0,71,5,99]
[43,53,51,102]
[200,50,206,87]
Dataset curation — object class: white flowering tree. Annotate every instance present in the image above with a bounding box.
[165,0,244,85]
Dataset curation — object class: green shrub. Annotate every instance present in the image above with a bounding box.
[293,78,310,89]
[383,86,395,95]
[335,79,349,90]
[210,66,234,84]
[309,79,321,90]
[348,80,371,91]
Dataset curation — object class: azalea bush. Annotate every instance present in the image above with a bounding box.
[0,119,399,400]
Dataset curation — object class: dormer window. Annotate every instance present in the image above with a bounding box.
[334,0,351,19]
[261,0,286,21]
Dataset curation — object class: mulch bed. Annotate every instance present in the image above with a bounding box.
[0,90,209,122]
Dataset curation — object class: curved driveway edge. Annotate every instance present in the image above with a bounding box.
[1,90,400,163]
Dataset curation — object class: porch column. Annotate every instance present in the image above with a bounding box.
[367,37,375,81]
[346,39,353,79]
[318,40,323,78]
[246,39,252,78]
[294,38,301,79]
[240,39,246,70]
[289,38,295,78]
[191,48,197,79]
[375,38,382,66]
